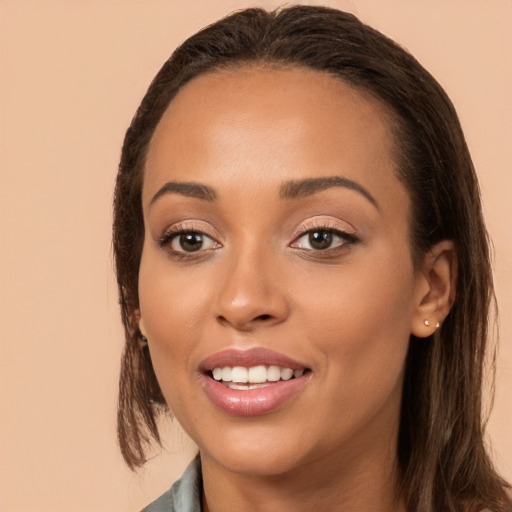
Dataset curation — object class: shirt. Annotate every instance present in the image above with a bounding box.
[141,456,202,512]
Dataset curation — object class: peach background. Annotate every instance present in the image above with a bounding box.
[0,1,510,510]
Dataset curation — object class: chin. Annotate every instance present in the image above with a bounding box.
[196,420,321,478]
[205,446,311,478]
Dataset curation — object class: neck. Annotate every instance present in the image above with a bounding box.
[200,441,406,512]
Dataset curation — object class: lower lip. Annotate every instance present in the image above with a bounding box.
[201,374,309,416]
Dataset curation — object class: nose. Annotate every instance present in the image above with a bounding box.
[213,248,289,332]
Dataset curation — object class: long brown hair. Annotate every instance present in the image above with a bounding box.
[113,6,510,510]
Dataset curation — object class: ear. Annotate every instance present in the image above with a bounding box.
[133,308,146,336]
[139,317,147,338]
[134,310,148,347]
[411,240,457,338]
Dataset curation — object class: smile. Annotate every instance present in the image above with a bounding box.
[200,348,311,416]
[212,365,305,390]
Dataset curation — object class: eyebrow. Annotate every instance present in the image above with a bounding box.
[280,176,379,209]
[149,176,378,209]
[150,181,216,205]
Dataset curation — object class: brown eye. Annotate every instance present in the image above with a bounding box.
[177,232,204,252]
[291,228,358,252]
[165,231,219,253]
[308,231,333,250]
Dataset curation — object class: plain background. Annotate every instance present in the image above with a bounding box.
[0,1,510,510]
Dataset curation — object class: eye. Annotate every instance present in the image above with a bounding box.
[159,229,220,253]
[291,228,357,251]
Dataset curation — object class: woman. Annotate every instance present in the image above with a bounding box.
[113,6,510,511]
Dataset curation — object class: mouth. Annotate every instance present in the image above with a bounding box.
[208,365,309,390]
[200,348,312,416]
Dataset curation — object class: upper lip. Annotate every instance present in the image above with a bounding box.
[200,347,308,372]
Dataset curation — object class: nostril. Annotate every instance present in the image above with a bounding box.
[216,312,275,330]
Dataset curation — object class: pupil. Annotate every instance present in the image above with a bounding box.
[309,231,332,250]
[180,232,203,252]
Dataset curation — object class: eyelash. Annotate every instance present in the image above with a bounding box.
[157,223,221,259]
[157,222,359,259]
[290,223,359,255]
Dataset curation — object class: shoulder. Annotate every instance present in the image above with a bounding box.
[140,455,203,512]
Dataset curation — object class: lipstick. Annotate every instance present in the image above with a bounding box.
[200,348,310,416]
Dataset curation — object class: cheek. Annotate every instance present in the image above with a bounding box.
[139,276,205,422]
[139,247,210,336]
[295,249,415,378]
[138,254,209,398]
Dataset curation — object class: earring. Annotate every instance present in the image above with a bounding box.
[424,320,441,331]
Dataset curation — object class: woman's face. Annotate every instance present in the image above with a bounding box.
[139,66,427,477]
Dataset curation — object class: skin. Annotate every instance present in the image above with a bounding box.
[138,66,455,512]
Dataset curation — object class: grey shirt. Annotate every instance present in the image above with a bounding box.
[141,456,202,512]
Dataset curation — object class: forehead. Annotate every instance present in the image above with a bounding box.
[144,65,405,210]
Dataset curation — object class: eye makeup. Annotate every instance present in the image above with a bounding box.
[155,214,361,264]
[157,221,222,259]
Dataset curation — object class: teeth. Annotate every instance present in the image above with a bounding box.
[221,367,232,382]
[231,366,248,383]
[267,365,281,382]
[248,365,267,383]
[227,382,271,390]
[211,365,306,384]
[280,368,293,381]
